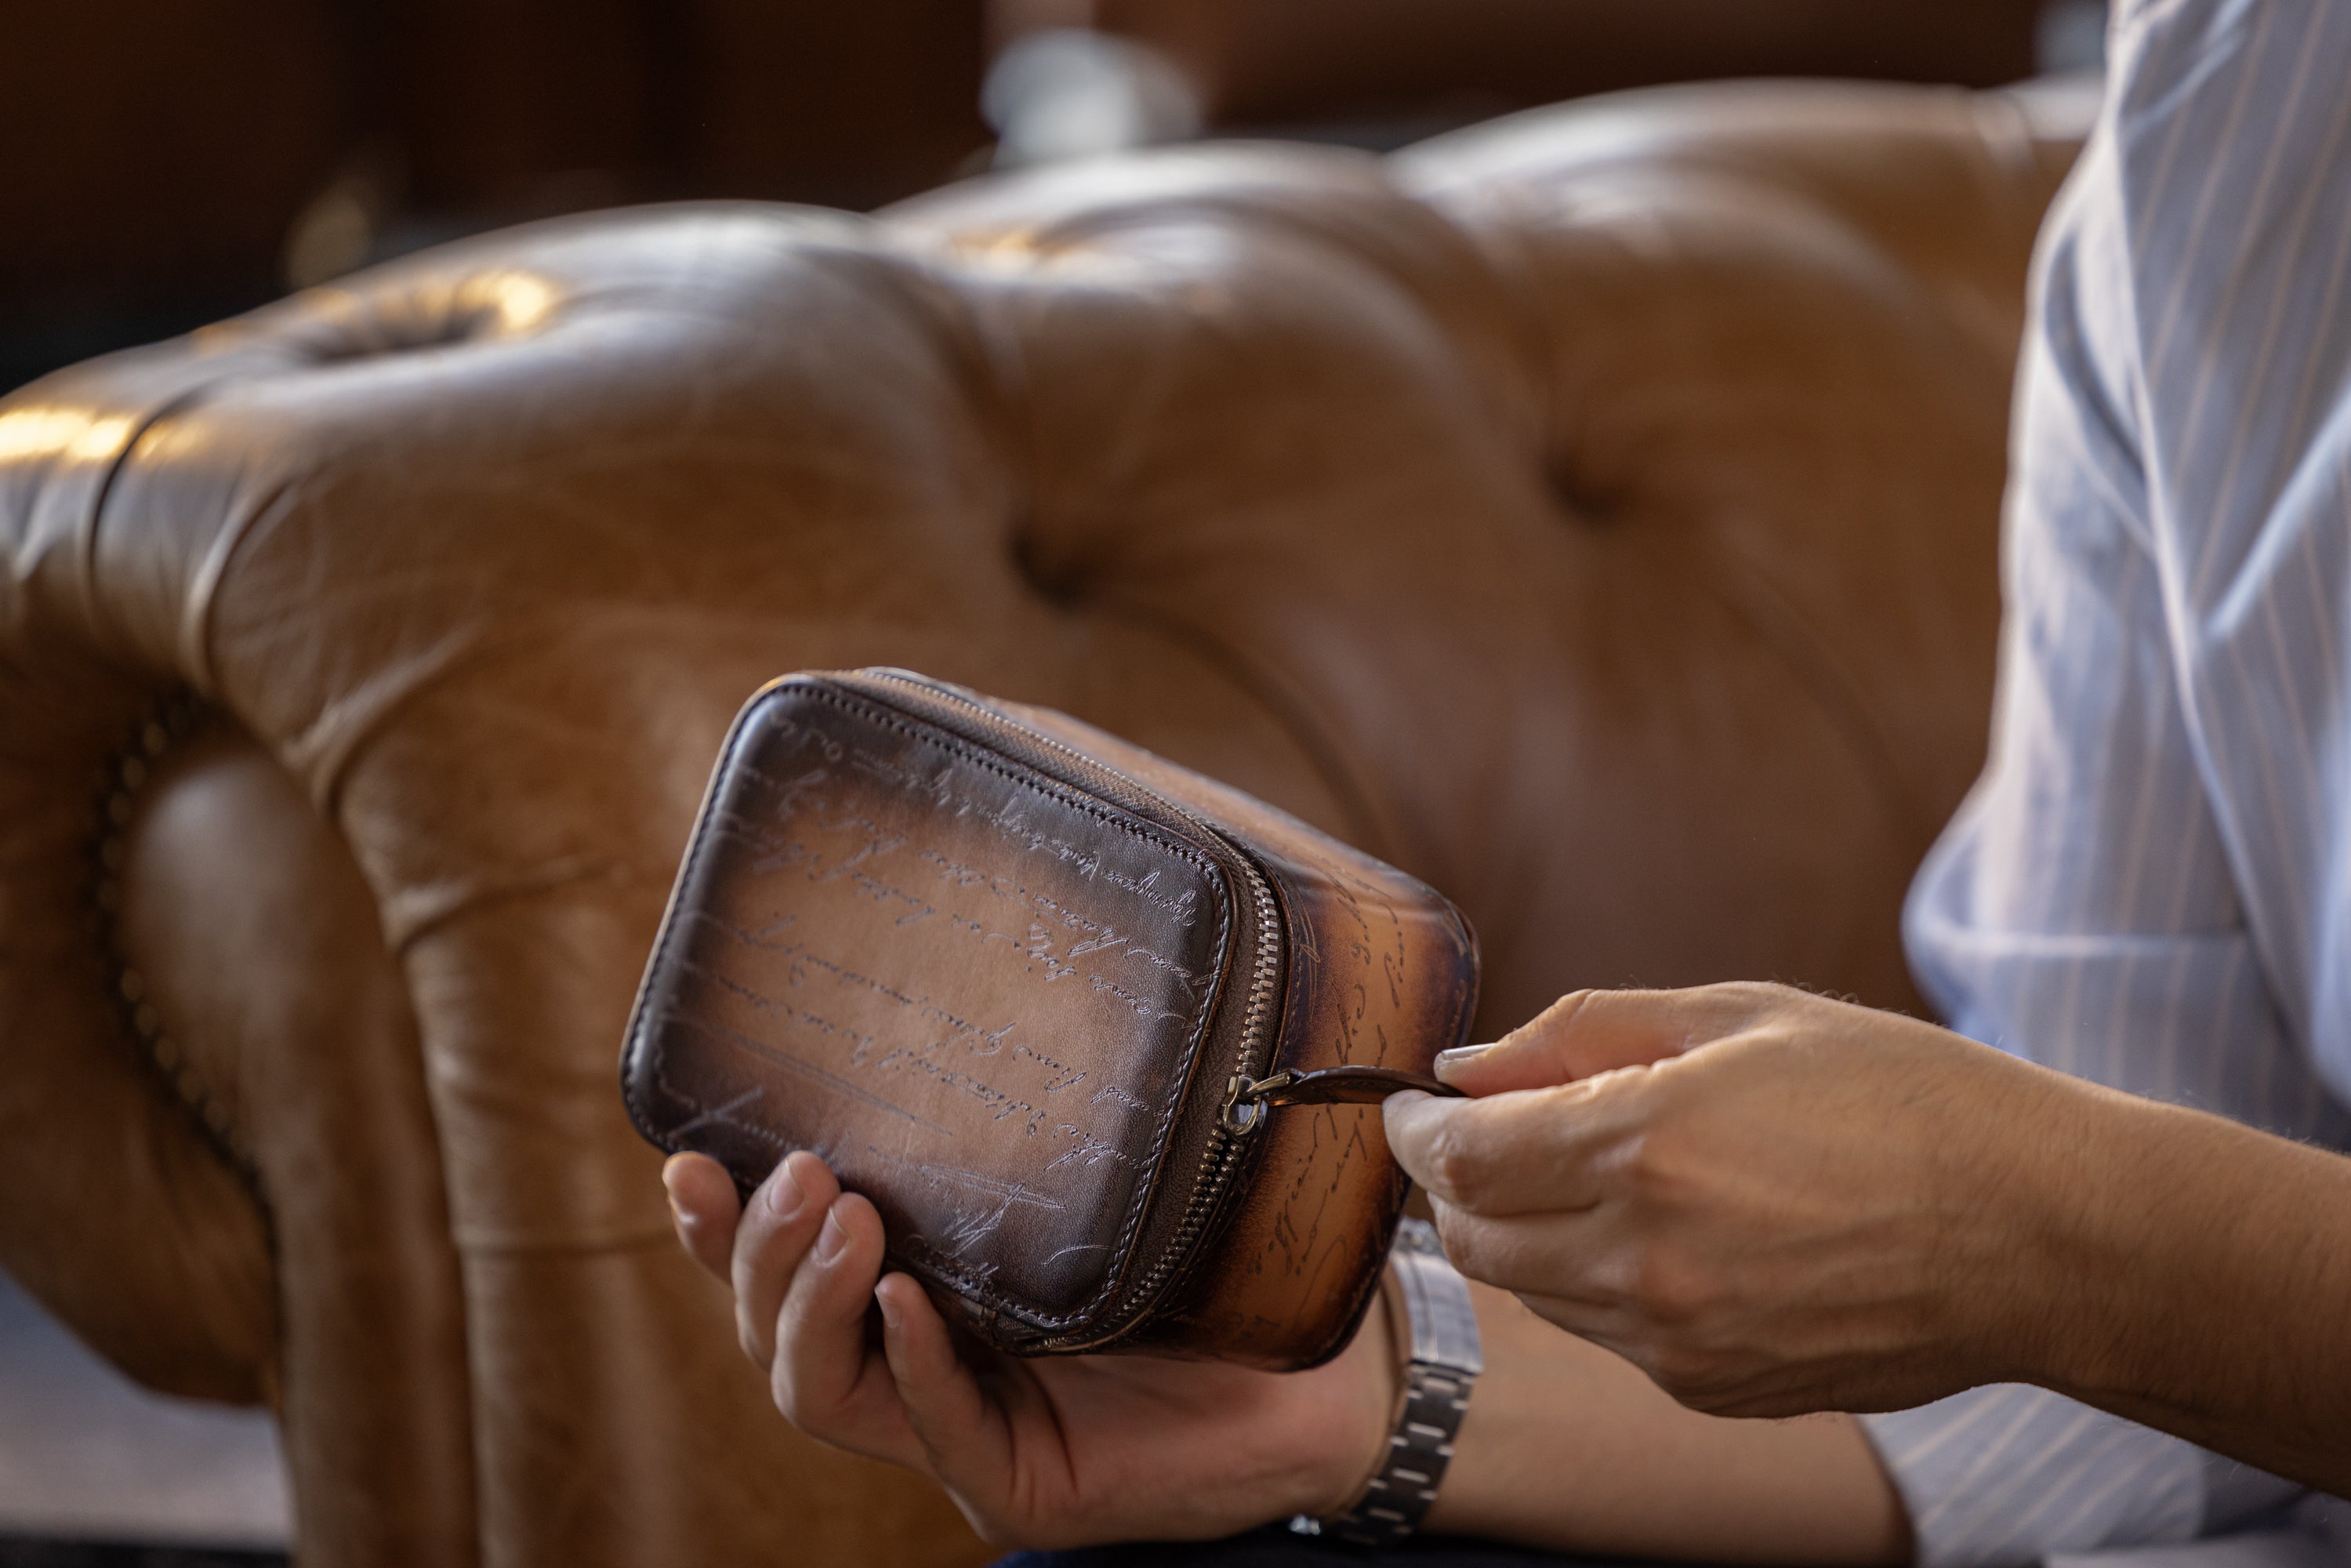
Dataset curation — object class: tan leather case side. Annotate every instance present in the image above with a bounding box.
[1142,824,1476,1367]
[1005,699,1479,1368]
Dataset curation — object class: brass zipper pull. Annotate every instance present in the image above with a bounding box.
[1221,1065,1464,1134]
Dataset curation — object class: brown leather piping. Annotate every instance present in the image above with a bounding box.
[89,689,260,1177]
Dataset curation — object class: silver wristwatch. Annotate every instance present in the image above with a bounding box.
[1290,1218,1482,1548]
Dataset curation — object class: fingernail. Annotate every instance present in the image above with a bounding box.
[659,1160,698,1228]
[766,1158,808,1220]
[875,1284,902,1334]
[812,1207,849,1265]
[1435,1044,1495,1079]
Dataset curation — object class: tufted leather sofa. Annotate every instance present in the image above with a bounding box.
[0,78,2089,1568]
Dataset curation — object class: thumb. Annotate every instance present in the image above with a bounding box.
[1435,986,1769,1096]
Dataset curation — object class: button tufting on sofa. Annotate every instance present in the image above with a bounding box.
[293,271,563,365]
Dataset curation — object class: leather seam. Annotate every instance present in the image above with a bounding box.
[74,383,219,658]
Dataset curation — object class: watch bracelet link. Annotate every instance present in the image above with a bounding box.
[1290,1218,1482,1548]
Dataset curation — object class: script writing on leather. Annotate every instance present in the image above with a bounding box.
[636,691,1232,1318]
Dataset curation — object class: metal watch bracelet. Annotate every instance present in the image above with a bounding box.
[1290,1218,1482,1548]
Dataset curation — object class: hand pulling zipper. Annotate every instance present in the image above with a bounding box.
[1220,1066,1464,1134]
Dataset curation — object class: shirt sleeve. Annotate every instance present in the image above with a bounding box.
[1859,2,2351,1560]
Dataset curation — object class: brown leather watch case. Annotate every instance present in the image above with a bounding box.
[621,669,1478,1370]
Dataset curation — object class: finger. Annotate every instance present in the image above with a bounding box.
[733,1151,838,1367]
[876,1271,1012,1499]
[1384,1076,1642,1215]
[663,1153,743,1280]
[1435,985,1779,1096]
[775,1192,908,1447]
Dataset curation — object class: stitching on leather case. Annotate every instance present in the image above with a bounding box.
[620,710,764,1152]
[622,677,1238,1332]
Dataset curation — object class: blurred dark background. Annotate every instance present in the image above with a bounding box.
[0,0,2103,397]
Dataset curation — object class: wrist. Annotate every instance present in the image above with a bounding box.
[1304,1269,1405,1519]
[1295,1220,1481,1545]
[1948,1054,2124,1388]
[1971,1059,2256,1401]
[2010,1077,2345,1417]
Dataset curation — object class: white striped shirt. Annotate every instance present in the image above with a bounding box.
[1856,2,2351,1563]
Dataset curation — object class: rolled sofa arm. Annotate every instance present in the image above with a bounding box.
[0,346,491,1561]
[2,327,325,1396]
[0,209,1075,1568]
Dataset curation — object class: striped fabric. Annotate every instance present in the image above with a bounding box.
[1855,2,2351,1563]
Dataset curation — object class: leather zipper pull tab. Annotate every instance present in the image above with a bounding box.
[1221,1065,1464,1133]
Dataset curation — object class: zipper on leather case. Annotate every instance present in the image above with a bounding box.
[1220,1065,1462,1130]
[822,668,1288,1339]
[1094,1065,1468,1331]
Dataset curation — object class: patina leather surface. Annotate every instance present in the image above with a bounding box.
[625,673,1475,1367]
[628,677,1240,1336]
[1008,692,1482,1367]
[0,78,2090,1568]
